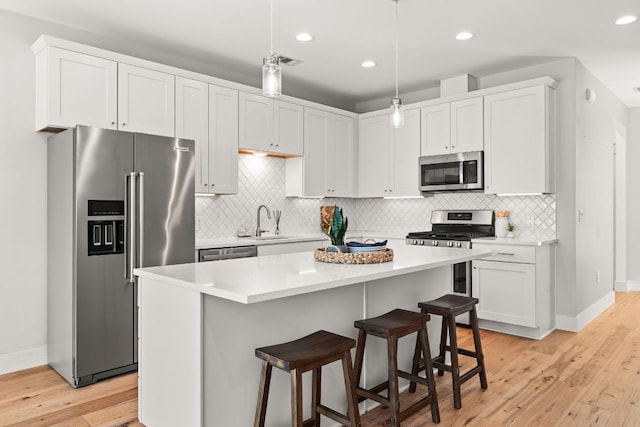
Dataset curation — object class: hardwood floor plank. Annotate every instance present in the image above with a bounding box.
[81,398,138,427]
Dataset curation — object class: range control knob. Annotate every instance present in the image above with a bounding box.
[447,241,453,247]
[432,240,439,246]
[413,240,419,245]
[456,242,462,248]
[419,240,425,245]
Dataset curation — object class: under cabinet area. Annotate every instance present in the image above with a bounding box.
[483,85,555,194]
[238,92,304,156]
[420,97,483,156]
[472,242,555,339]
[286,107,355,197]
[359,108,421,197]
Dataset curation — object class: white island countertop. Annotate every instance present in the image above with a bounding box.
[134,244,491,304]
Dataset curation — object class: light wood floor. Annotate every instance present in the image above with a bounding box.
[2,291,640,426]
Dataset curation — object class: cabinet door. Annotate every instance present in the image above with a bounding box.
[238,92,272,152]
[390,108,420,196]
[273,100,303,156]
[359,114,390,197]
[484,86,549,194]
[303,108,330,196]
[42,47,117,130]
[450,97,483,153]
[329,115,355,197]
[176,77,209,193]
[472,260,536,327]
[118,64,175,137]
[208,85,239,194]
[420,103,450,156]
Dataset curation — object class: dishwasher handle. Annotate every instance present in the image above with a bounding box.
[199,246,258,262]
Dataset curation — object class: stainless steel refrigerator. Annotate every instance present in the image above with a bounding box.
[47,125,195,387]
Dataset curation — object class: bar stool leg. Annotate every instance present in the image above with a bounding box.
[255,361,272,427]
[409,334,422,393]
[447,314,462,409]
[418,326,440,423]
[354,329,367,388]
[291,369,304,427]
[312,367,322,426]
[387,336,400,427]
[436,315,448,376]
[341,350,361,426]
[470,307,488,390]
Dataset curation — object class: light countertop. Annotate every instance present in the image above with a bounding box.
[471,237,558,246]
[135,243,491,304]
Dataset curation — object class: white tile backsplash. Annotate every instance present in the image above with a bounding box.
[196,155,555,240]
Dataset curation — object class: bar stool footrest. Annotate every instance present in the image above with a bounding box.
[316,404,353,426]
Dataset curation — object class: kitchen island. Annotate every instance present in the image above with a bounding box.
[134,243,491,426]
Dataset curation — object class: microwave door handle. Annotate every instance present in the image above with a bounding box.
[459,162,464,184]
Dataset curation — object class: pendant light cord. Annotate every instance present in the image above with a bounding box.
[270,0,274,55]
[394,0,399,98]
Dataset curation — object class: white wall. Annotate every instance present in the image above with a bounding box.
[628,108,640,285]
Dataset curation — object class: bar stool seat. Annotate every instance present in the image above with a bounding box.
[410,294,487,409]
[254,330,360,427]
[353,309,440,426]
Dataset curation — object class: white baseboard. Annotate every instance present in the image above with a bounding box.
[556,291,615,332]
[0,346,47,375]
[615,280,628,291]
[628,280,640,291]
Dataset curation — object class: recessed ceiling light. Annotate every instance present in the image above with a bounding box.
[361,60,377,68]
[455,31,475,41]
[295,32,314,42]
[615,15,638,25]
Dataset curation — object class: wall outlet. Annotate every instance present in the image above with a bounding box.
[596,270,600,283]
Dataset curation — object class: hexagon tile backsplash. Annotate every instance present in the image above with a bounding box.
[196,155,555,240]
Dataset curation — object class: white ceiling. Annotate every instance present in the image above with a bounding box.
[2,0,640,109]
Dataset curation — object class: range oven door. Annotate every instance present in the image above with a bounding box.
[419,151,483,192]
[452,261,472,326]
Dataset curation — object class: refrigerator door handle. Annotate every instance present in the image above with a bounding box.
[138,172,145,270]
[127,172,137,283]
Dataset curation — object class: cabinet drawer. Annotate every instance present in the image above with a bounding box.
[473,243,535,264]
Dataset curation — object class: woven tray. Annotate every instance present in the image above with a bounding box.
[314,247,394,264]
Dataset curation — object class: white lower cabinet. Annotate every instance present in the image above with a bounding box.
[472,242,554,339]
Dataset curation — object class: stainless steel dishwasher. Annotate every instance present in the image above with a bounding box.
[198,245,258,262]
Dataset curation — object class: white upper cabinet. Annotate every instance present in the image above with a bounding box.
[34,47,118,131]
[176,77,209,193]
[118,64,175,137]
[208,85,239,194]
[359,109,420,197]
[483,85,555,194]
[420,97,483,156]
[285,107,355,197]
[239,92,303,156]
[274,100,304,156]
[176,78,238,195]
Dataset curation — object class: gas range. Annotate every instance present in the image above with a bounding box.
[406,210,495,249]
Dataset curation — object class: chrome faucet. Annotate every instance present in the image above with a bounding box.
[255,205,271,237]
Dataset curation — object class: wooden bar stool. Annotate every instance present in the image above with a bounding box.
[353,309,440,426]
[410,294,487,409]
[254,330,361,427]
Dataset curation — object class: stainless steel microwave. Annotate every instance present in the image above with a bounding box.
[419,151,484,193]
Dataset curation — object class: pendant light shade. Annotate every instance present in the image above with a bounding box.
[262,55,281,97]
[390,0,404,128]
[390,97,404,128]
[263,0,282,97]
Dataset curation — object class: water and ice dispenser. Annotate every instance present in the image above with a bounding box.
[87,200,125,256]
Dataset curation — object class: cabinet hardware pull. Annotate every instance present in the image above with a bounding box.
[497,252,515,256]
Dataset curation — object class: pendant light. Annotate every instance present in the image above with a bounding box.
[389,0,404,128]
[262,0,282,97]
